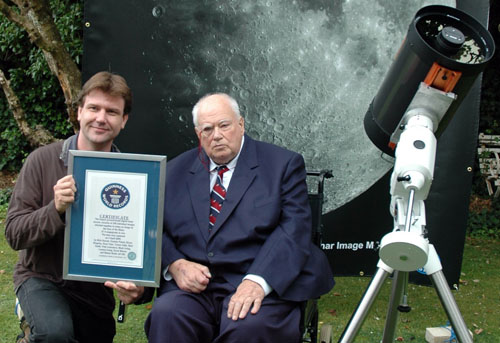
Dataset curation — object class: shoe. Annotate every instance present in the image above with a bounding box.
[16,317,30,343]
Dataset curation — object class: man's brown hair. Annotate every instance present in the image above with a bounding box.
[76,71,132,115]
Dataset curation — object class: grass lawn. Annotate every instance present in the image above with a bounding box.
[1,204,499,342]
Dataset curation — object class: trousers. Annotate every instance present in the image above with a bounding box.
[16,277,115,343]
[145,282,301,343]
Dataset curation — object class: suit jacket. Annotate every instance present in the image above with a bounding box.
[160,134,334,302]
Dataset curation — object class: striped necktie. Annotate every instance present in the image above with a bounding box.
[209,166,229,230]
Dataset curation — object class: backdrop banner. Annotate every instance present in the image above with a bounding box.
[83,0,487,286]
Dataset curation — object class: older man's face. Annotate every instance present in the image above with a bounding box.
[195,95,245,165]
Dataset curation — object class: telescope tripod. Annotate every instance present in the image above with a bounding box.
[338,82,475,342]
[338,243,472,343]
[344,3,496,340]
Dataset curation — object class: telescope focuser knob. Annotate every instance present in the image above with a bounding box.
[397,175,411,182]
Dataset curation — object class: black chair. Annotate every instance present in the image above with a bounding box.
[300,170,333,343]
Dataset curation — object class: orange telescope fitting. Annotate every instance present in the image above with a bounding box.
[423,62,462,93]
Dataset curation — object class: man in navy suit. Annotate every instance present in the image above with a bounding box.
[145,93,334,342]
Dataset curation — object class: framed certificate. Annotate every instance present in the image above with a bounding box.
[63,150,166,287]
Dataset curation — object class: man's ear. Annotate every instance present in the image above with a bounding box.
[77,106,82,121]
[239,117,245,134]
[195,127,202,141]
[121,114,129,129]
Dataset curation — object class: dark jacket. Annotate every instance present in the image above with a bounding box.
[159,134,334,301]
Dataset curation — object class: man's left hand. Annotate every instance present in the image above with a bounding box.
[104,281,145,305]
[227,279,265,321]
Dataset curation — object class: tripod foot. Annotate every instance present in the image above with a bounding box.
[397,305,411,313]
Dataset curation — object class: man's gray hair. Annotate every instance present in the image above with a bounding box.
[192,93,241,127]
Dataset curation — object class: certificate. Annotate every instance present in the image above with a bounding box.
[82,170,147,268]
[63,150,166,287]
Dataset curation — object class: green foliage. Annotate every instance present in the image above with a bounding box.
[479,57,500,136]
[0,187,12,208]
[467,196,500,239]
[0,0,83,171]
[478,7,500,136]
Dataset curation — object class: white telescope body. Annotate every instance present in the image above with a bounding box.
[391,118,436,201]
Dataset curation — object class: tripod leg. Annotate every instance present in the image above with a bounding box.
[423,244,472,343]
[381,271,408,343]
[339,265,392,343]
[429,270,473,343]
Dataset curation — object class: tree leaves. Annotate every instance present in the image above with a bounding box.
[0,0,82,171]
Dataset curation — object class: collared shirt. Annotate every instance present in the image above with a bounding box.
[208,135,244,191]
[60,133,120,167]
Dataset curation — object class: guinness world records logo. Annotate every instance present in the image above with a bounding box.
[101,183,130,209]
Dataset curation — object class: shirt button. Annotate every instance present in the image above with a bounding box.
[207,252,214,257]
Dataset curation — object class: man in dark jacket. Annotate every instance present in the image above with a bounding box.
[145,93,334,342]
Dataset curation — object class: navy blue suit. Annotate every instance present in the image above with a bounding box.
[146,135,334,342]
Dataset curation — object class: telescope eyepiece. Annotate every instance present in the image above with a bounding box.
[436,26,465,56]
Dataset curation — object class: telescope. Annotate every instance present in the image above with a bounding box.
[340,5,495,343]
[364,5,494,157]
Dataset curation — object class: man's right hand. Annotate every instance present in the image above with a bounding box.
[169,259,211,293]
[53,175,76,214]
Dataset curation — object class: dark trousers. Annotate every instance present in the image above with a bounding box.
[145,285,301,343]
[16,277,115,343]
